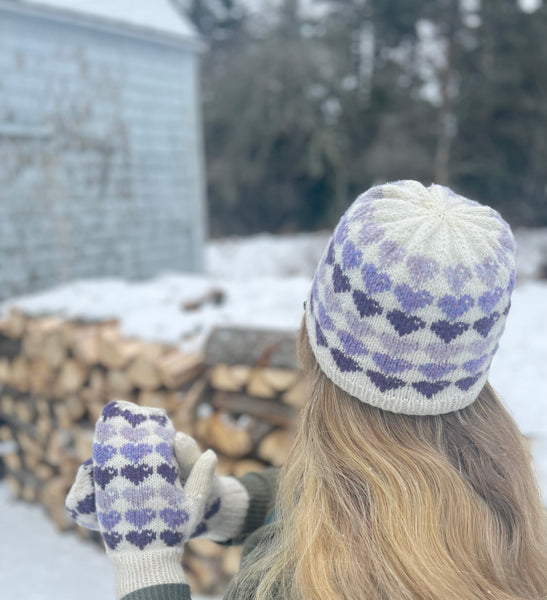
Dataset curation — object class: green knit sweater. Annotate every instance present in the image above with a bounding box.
[121,468,280,600]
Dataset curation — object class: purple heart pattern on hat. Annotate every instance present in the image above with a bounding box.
[305,180,516,415]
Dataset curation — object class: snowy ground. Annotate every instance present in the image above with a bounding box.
[1,228,546,598]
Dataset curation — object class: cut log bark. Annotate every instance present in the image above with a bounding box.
[211,391,297,428]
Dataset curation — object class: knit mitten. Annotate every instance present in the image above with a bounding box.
[66,432,250,543]
[82,400,217,599]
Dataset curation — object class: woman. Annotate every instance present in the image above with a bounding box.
[67,181,547,600]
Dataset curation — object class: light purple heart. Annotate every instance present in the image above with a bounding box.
[98,510,122,531]
[372,352,413,374]
[379,333,420,356]
[335,219,349,244]
[120,443,153,464]
[362,263,392,294]
[437,294,474,320]
[359,222,385,246]
[122,485,155,507]
[424,342,465,361]
[344,310,376,338]
[318,302,335,331]
[342,240,363,270]
[418,363,457,380]
[394,284,433,313]
[478,288,503,314]
[469,338,492,355]
[337,330,369,356]
[324,283,343,313]
[160,484,186,507]
[93,443,117,467]
[474,259,498,286]
[95,422,116,444]
[462,354,489,373]
[406,255,440,283]
[154,425,175,442]
[378,240,406,267]
[160,508,189,529]
[96,488,119,512]
[444,264,471,294]
[155,442,174,463]
[121,426,150,442]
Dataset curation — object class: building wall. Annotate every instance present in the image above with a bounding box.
[0,5,206,299]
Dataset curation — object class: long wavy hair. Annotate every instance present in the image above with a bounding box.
[226,320,547,600]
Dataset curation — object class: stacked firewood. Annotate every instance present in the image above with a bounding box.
[0,309,304,594]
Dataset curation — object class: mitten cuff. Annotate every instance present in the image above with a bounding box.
[110,548,185,600]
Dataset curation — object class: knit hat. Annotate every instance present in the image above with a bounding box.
[304,180,516,415]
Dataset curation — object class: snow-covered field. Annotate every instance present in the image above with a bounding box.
[1,228,546,598]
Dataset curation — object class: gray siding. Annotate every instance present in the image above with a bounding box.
[0,5,206,299]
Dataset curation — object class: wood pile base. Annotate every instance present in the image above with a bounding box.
[0,309,305,594]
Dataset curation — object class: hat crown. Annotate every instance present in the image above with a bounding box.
[305,180,516,415]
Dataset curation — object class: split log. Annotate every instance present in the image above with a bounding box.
[55,359,88,397]
[14,396,35,424]
[73,427,93,462]
[70,326,100,366]
[222,546,242,576]
[99,326,141,370]
[0,358,10,385]
[257,429,294,466]
[156,350,204,389]
[260,367,300,392]
[231,459,266,478]
[194,413,253,458]
[105,369,133,397]
[28,358,56,395]
[0,308,26,339]
[0,394,16,417]
[125,345,164,390]
[282,377,308,408]
[210,364,251,392]
[187,538,224,559]
[169,377,208,433]
[22,317,64,360]
[10,356,30,392]
[41,476,74,531]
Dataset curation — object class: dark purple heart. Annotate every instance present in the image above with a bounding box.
[94,466,118,490]
[455,373,482,391]
[417,363,457,380]
[150,413,168,427]
[412,380,450,398]
[437,294,474,320]
[444,264,472,294]
[333,263,351,293]
[101,401,123,420]
[76,493,96,515]
[337,330,369,356]
[204,497,221,520]
[121,464,153,486]
[157,463,178,485]
[394,284,433,313]
[126,529,156,549]
[83,457,93,468]
[125,508,156,528]
[502,301,511,316]
[366,370,406,392]
[330,348,361,373]
[93,443,117,467]
[462,355,488,373]
[98,510,122,531]
[103,531,123,550]
[315,321,328,347]
[160,529,184,547]
[430,320,469,343]
[121,409,148,428]
[190,522,208,539]
[155,442,174,463]
[406,255,439,283]
[325,239,335,265]
[387,310,426,336]
[342,240,363,270]
[473,312,500,338]
[478,288,503,314]
[160,507,189,528]
[120,443,153,465]
[352,290,383,318]
[362,263,392,294]
[372,352,412,374]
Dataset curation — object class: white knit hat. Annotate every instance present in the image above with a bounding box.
[305,180,516,415]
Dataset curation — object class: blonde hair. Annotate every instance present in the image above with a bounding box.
[226,321,547,600]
